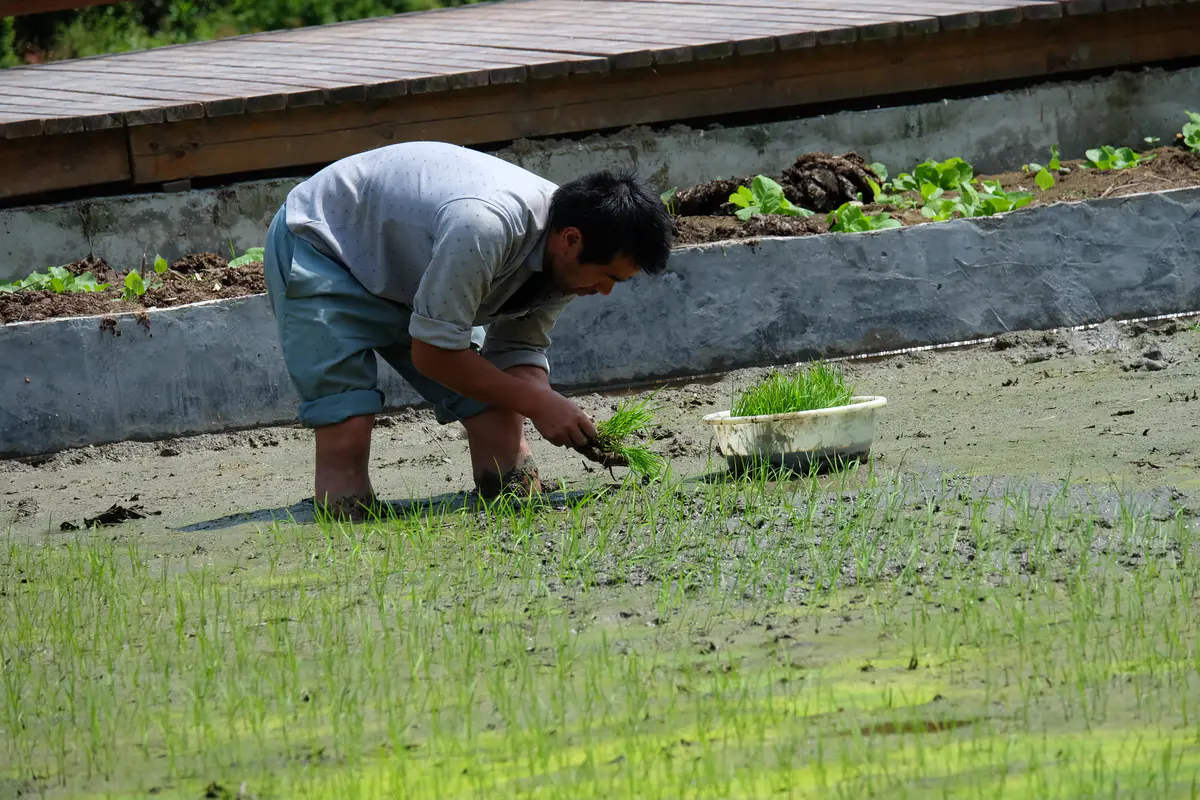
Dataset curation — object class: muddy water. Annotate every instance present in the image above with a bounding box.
[2,317,1197,546]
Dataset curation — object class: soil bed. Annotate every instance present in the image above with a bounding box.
[0,253,266,324]
[672,147,1200,246]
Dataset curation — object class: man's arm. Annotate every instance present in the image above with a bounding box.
[411,341,596,447]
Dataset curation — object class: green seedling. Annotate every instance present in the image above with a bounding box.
[590,396,663,477]
[119,255,169,301]
[827,202,901,233]
[660,188,679,216]
[1023,144,1064,191]
[1082,145,1155,170]
[732,361,855,417]
[865,163,918,209]
[728,175,812,221]
[1181,111,1200,153]
[0,265,108,295]
[228,247,266,269]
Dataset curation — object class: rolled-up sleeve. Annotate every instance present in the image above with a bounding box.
[481,294,574,375]
[409,199,510,350]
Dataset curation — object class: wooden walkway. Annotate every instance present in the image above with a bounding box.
[2,0,1199,202]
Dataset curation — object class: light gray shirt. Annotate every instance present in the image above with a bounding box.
[284,141,574,373]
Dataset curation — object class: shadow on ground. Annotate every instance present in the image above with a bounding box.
[173,485,619,532]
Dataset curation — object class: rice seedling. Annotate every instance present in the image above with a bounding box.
[579,396,664,477]
[731,362,855,417]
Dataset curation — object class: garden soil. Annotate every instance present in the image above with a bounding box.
[2,318,1197,555]
[0,253,266,324]
[672,147,1200,245]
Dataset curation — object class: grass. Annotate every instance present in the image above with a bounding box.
[2,462,1199,798]
[594,397,663,477]
[731,363,856,417]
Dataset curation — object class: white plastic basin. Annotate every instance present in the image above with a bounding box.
[702,396,888,474]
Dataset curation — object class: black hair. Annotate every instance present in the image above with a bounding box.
[548,170,674,275]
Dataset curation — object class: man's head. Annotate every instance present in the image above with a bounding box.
[543,170,673,297]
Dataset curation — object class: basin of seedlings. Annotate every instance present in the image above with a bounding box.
[703,362,886,475]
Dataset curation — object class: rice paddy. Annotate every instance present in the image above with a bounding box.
[2,459,1198,798]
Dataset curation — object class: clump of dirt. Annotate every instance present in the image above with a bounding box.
[780,153,880,213]
[0,254,267,324]
[673,176,749,216]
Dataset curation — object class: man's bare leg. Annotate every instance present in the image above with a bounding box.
[464,365,546,498]
[314,414,377,516]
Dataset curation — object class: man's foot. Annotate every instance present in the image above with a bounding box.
[314,492,385,522]
[475,456,544,500]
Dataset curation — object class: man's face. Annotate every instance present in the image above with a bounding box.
[546,227,640,297]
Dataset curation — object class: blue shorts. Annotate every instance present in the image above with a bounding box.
[263,204,489,428]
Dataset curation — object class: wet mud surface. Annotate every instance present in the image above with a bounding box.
[2,319,1200,798]
[3,317,1197,544]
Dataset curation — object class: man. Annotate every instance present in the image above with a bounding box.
[262,141,673,514]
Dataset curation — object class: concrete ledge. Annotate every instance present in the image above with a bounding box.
[4,63,1200,280]
[3,188,1199,457]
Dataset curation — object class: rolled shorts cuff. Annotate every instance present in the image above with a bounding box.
[484,349,550,375]
[298,388,384,428]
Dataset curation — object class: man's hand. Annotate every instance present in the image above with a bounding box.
[528,390,597,448]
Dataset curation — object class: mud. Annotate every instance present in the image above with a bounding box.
[2,317,1197,545]
[0,253,266,324]
[672,147,1200,246]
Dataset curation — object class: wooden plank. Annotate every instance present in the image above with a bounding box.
[125,3,1200,185]
[50,52,433,107]
[279,11,786,58]
[0,128,128,200]
[504,0,917,42]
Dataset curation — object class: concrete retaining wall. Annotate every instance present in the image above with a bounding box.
[3,64,1200,280]
[3,188,1198,458]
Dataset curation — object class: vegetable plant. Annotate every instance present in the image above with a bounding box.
[865,162,917,209]
[732,362,855,417]
[921,180,1033,221]
[120,255,169,301]
[588,397,663,477]
[660,188,679,216]
[1181,111,1200,153]
[892,157,974,193]
[1082,145,1154,170]
[728,176,812,221]
[1022,144,1064,191]
[827,202,900,233]
[0,265,108,294]
[228,247,265,268]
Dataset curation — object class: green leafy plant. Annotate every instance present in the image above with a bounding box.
[892,157,974,193]
[732,362,855,417]
[1181,111,1200,153]
[827,203,901,233]
[728,176,812,221]
[120,255,169,301]
[865,162,918,209]
[0,266,109,295]
[591,397,663,477]
[1023,144,1064,191]
[228,247,266,269]
[660,188,679,216]
[1082,145,1155,170]
[922,180,1034,221]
